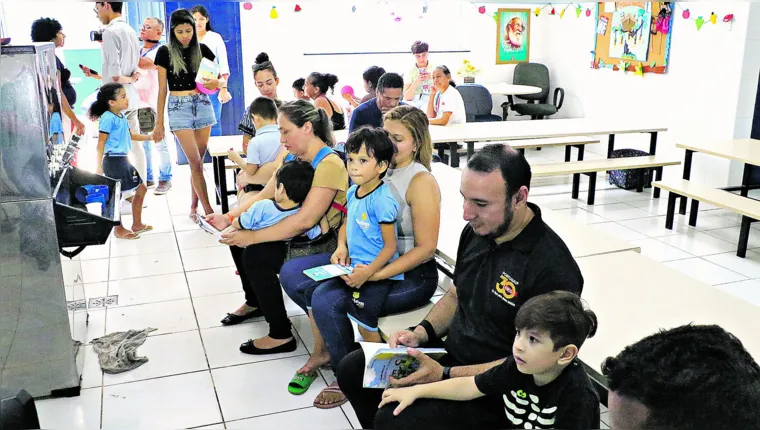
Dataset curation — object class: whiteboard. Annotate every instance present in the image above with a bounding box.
[304,1,470,55]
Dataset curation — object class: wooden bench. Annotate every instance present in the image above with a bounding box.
[653,178,760,257]
[531,156,681,205]
[457,135,601,162]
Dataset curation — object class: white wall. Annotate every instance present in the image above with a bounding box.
[2,2,102,51]
[543,2,757,186]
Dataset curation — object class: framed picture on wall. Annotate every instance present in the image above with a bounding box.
[496,8,530,64]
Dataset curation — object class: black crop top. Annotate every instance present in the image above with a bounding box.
[155,44,216,91]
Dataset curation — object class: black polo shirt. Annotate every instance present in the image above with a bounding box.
[444,202,584,365]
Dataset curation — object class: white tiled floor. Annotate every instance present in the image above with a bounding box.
[41,155,760,429]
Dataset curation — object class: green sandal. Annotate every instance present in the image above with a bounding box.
[288,372,318,395]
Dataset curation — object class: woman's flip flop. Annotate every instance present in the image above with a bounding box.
[288,372,318,395]
[132,225,154,235]
[313,382,348,409]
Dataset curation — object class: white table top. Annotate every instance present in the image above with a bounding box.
[677,138,760,166]
[335,117,666,145]
[577,251,760,370]
[481,83,543,96]
[431,163,639,264]
[208,135,245,157]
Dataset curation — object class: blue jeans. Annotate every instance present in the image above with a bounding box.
[281,254,439,371]
[209,91,223,137]
[143,138,172,183]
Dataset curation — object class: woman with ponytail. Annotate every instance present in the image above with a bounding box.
[305,72,346,131]
[153,8,224,217]
[206,100,348,358]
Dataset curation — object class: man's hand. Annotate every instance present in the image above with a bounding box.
[206,213,232,230]
[388,348,443,388]
[388,327,426,348]
[378,386,422,416]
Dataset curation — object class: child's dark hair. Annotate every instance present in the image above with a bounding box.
[514,291,597,351]
[47,88,61,114]
[411,40,429,54]
[362,66,386,91]
[292,78,305,91]
[276,159,314,204]
[248,97,278,122]
[308,72,339,95]
[345,127,397,179]
[88,82,123,121]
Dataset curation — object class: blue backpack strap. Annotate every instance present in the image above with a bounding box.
[311,146,336,169]
[284,153,296,163]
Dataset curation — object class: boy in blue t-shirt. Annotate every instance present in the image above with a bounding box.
[331,126,402,342]
[231,159,325,239]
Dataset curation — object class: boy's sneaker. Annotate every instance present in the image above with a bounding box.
[146,180,156,189]
[154,181,172,195]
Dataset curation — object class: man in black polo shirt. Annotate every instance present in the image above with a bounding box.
[348,73,405,132]
[336,144,584,429]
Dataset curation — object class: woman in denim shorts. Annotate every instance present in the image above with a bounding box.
[153,9,225,217]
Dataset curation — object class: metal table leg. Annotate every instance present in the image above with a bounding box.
[449,142,460,168]
[679,150,694,215]
[217,156,229,214]
[212,156,221,205]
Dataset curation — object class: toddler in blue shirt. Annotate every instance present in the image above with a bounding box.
[232,159,325,239]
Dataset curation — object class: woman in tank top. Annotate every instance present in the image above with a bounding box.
[279,105,440,408]
[305,72,346,131]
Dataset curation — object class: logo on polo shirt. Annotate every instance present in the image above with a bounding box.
[493,272,519,305]
[356,213,370,230]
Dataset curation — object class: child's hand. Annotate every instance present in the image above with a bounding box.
[330,245,350,266]
[206,213,231,230]
[343,264,372,289]
[379,387,420,416]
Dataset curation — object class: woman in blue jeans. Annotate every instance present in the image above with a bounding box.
[280,105,441,408]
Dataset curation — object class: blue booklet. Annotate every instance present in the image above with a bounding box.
[360,342,448,389]
[303,264,353,282]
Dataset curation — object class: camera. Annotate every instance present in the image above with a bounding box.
[90,30,103,42]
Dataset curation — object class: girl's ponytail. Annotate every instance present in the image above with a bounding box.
[88,82,123,121]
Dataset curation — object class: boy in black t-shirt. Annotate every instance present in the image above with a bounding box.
[379,291,601,429]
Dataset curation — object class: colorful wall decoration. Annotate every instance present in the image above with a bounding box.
[495,8,530,64]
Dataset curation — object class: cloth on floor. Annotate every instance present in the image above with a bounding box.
[91,328,157,374]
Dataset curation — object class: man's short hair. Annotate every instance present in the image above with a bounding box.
[292,78,305,91]
[411,41,429,54]
[603,324,760,429]
[146,16,164,33]
[248,97,278,121]
[276,159,315,204]
[345,127,397,179]
[376,73,404,93]
[466,144,532,199]
[99,2,123,13]
[514,291,597,351]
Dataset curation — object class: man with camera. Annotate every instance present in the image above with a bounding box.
[83,2,147,186]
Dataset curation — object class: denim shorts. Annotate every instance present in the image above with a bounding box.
[167,94,217,132]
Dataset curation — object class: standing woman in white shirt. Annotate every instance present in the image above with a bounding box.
[191,5,231,136]
[427,65,466,126]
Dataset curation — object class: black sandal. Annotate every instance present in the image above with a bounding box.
[239,338,297,355]
[220,308,264,326]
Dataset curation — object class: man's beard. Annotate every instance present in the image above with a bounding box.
[487,200,514,240]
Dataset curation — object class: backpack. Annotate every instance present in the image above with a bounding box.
[608,148,652,190]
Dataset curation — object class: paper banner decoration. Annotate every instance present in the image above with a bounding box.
[576,5,582,18]
[423,2,428,13]
[586,8,592,17]
[599,59,605,68]
[270,6,278,19]
[478,5,486,14]
[695,16,705,30]
[634,63,644,76]
[709,12,717,24]
[550,7,556,15]
[535,7,541,16]
[560,8,566,18]
[243,2,252,11]
[682,9,690,19]
[294,4,302,12]
[351,5,356,13]
[493,11,498,22]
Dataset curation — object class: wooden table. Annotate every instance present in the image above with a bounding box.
[481,83,542,96]
[431,163,639,270]
[676,139,760,214]
[576,251,760,397]
[208,136,244,214]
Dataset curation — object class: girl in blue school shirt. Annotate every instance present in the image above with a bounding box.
[89,82,154,240]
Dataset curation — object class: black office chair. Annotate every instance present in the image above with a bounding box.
[502,63,564,120]
[457,84,503,122]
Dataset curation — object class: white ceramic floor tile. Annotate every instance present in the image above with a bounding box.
[212,357,328,421]
[36,387,102,430]
[342,403,362,429]
[119,210,175,235]
[186,267,246,298]
[200,321,308,369]
[78,309,107,344]
[588,222,648,241]
[105,299,197,336]
[715,279,760,308]
[617,216,692,238]
[102,371,221,430]
[173,215,202,232]
[591,207,654,222]
[193,292,249,329]
[79,345,103,389]
[226,407,351,430]
[81,259,110,284]
[176,230,225,250]
[550,207,608,225]
[530,194,584,210]
[61,259,84,285]
[291,314,317,355]
[627,198,678,216]
[681,212,740,231]
[629,239,694,263]
[584,202,636,215]
[107,273,190,307]
[110,232,179,258]
[78,241,111,261]
[182,246,236,272]
[704,250,760,279]
[705,226,760,248]
[657,231,737,257]
[65,283,108,303]
[109,251,184,281]
[663,258,747,286]
[103,331,208,386]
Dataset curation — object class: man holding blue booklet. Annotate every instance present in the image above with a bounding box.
[337,145,584,429]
